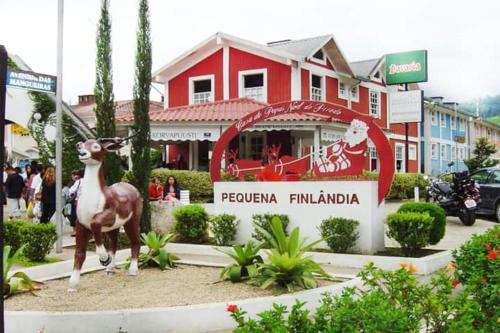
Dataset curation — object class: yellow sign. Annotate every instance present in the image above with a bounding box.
[11,124,30,136]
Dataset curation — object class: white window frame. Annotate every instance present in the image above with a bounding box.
[189,74,215,105]
[338,81,348,100]
[451,116,456,130]
[368,146,378,171]
[238,68,268,103]
[369,90,381,118]
[409,144,417,161]
[431,143,437,159]
[451,146,456,161]
[431,111,437,126]
[441,144,447,160]
[372,70,383,83]
[310,73,325,102]
[350,85,359,103]
[440,113,446,128]
[395,143,405,172]
[310,48,327,66]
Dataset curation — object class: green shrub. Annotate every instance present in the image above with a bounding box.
[250,217,330,291]
[452,226,499,326]
[3,245,41,298]
[318,217,359,253]
[209,214,239,246]
[398,202,446,245]
[172,204,209,243]
[19,223,57,262]
[217,241,263,282]
[4,220,25,254]
[363,171,427,200]
[123,169,213,203]
[386,211,433,257]
[252,213,289,242]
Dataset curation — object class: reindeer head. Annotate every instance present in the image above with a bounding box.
[267,144,281,162]
[344,120,369,148]
[76,138,124,165]
[226,149,239,164]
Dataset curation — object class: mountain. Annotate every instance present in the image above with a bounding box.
[460,94,500,120]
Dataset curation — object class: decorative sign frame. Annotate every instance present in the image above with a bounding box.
[210,101,395,204]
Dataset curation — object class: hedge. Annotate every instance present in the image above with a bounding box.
[363,171,428,200]
[123,169,213,203]
[4,220,57,262]
[398,202,446,245]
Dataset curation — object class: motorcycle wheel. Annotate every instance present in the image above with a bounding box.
[459,208,476,226]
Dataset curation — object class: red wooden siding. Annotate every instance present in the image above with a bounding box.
[168,49,224,107]
[229,48,291,103]
[301,69,310,100]
[325,77,347,107]
[390,138,418,173]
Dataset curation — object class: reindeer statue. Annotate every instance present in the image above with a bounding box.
[68,138,142,292]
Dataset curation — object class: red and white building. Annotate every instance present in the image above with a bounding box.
[116,32,420,173]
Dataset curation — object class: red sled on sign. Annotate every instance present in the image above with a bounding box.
[210,101,395,204]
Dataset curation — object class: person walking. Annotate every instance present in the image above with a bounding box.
[68,169,83,236]
[40,166,56,224]
[5,166,25,219]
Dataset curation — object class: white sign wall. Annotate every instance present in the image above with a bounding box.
[389,90,423,124]
[214,181,385,254]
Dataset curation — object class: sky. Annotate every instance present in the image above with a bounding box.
[1,0,499,104]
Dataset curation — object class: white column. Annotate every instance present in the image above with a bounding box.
[164,80,169,109]
[193,141,199,170]
[188,141,194,170]
[313,126,320,167]
[291,61,301,100]
[223,46,229,100]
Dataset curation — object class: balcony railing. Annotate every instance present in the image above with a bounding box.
[243,87,264,102]
[193,92,212,104]
[311,87,322,101]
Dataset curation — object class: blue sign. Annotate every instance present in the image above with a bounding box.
[6,69,56,94]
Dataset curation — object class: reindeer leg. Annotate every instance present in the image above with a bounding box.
[91,208,117,266]
[124,214,141,276]
[90,222,112,267]
[105,229,119,275]
[68,221,90,292]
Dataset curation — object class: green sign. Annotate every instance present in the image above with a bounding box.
[385,50,427,85]
[6,69,56,94]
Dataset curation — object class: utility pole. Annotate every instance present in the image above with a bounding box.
[55,0,64,253]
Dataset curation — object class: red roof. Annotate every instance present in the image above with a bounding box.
[72,100,164,119]
[116,98,329,123]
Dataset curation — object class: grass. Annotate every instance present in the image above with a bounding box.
[487,115,500,126]
[15,256,63,267]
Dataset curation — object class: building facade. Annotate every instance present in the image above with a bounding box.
[421,97,500,175]
[116,32,421,173]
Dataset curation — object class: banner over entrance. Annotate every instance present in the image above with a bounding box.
[210,100,395,204]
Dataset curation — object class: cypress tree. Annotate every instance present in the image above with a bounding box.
[131,0,152,232]
[94,0,122,184]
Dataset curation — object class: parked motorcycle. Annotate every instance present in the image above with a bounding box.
[425,169,481,226]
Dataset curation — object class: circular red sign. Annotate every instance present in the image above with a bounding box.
[210,101,394,204]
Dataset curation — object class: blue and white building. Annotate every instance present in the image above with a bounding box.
[421,97,471,175]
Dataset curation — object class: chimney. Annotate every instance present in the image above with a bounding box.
[429,96,444,104]
[78,94,96,105]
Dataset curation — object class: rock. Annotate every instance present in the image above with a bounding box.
[151,200,182,235]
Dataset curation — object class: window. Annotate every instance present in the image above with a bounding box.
[369,146,378,171]
[313,49,324,61]
[491,171,500,184]
[311,74,324,101]
[409,144,417,161]
[441,144,447,160]
[451,116,456,130]
[431,111,437,126]
[350,86,359,102]
[471,170,491,184]
[395,144,405,172]
[431,143,437,159]
[338,81,348,99]
[373,71,382,82]
[249,134,265,160]
[440,113,446,128]
[369,91,380,117]
[239,69,267,102]
[189,75,214,105]
[451,146,456,161]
